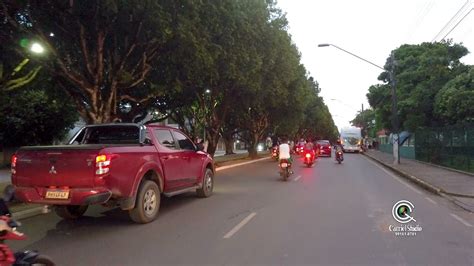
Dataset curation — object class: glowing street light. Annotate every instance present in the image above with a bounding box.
[30,42,45,54]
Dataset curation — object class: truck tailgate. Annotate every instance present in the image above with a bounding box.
[13,146,103,188]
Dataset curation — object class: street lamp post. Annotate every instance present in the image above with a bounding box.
[318,43,400,164]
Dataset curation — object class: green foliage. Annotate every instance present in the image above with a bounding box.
[351,109,376,137]
[0,0,339,155]
[435,66,474,124]
[0,81,78,147]
[367,41,470,132]
[1,0,173,123]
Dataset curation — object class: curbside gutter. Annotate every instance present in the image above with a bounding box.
[11,205,50,220]
[363,153,474,213]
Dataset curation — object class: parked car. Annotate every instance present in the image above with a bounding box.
[316,140,332,157]
[11,123,214,224]
[294,141,306,155]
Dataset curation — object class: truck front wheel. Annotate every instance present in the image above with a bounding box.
[196,168,214,198]
[129,180,160,224]
[55,205,88,219]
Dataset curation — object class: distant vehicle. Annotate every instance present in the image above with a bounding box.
[11,124,215,224]
[294,141,306,155]
[316,140,332,157]
[340,127,362,153]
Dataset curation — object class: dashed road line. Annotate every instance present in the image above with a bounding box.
[294,175,302,182]
[365,157,423,195]
[223,212,257,239]
[425,197,437,205]
[449,213,473,227]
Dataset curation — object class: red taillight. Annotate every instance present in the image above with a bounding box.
[11,155,17,174]
[95,154,111,175]
[11,155,17,167]
[305,153,311,158]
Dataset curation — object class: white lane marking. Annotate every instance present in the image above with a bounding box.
[294,175,302,182]
[365,158,423,195]
[223,212,257,239]
[450,213,473,227]
[216,157,270,171]
[425,197,437,205]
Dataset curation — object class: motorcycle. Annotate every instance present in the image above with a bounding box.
[0,186,54,266]
[271,146,279,161]
[336,150,344,164]
[303,150,315,167]
[279,159,292,181]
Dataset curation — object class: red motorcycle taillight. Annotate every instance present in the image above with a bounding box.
[305,153,311,158]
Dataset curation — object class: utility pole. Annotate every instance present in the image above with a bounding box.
[389,52,400,164]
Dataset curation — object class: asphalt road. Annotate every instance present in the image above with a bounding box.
[10,154,474,265]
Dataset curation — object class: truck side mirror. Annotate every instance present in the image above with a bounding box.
[196,143,204,151]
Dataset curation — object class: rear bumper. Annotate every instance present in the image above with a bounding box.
[320,149,331,155]
[14,187,112,205]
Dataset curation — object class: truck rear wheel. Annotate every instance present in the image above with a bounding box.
[55,205,88,219]
[196,168,214,198]
[129,180,160,224]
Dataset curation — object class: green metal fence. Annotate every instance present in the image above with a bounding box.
[415,126,474,173]
[378,143,416,160]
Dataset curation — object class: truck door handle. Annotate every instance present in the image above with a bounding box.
[162,156,170,160]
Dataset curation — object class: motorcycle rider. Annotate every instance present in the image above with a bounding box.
[334,139,344,160]
[279,136,293,173]
[303,138,316,160]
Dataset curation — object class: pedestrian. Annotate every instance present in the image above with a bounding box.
[266,136,272,151]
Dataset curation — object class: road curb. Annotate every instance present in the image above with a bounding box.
[363,153,474,213]
[11,205,49,220]
[363,153,444,194]
[216,157,270,171]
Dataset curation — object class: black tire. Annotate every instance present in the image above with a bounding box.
[31,255,55,266]
[54,205,88,219]
[283,168,289,181]
[197,168,214,198]
[129,180,160,224]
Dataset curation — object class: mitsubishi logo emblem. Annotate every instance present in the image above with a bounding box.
[49,165,57,174]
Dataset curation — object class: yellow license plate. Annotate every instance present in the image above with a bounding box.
[45,190,69,199]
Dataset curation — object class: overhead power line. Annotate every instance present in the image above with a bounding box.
[432,0,471,42]
[442,7,474,40]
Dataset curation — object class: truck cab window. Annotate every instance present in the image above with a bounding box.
[172,131,196,151]
[155,129,177,149]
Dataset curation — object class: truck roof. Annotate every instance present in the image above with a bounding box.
[83,123,178,130]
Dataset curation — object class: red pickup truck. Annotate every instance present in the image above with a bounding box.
[11,123,215,223]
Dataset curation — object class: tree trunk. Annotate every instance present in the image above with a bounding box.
[247,132,259,159]
[206,130,220,157]
[223,131,235,155]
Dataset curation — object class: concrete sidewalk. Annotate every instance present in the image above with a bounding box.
[365,150,474,212]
